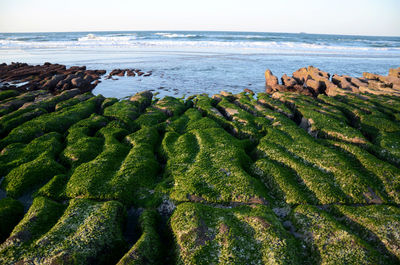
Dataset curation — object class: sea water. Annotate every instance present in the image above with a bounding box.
[1,31,399,98]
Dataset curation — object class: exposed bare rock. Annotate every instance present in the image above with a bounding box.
[244,88,254,95]
[281,74,297,88]
[332,75,359,92]
[265,66,400,97]
[0,62,105,94]
[106,68,152,79]
[305,79,321,94]
[389,67,400,78]
[265,69,280,90]
[126,69,135,77]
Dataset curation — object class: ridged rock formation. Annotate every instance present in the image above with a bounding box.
[0,64,399,264]
[265,66,400,97]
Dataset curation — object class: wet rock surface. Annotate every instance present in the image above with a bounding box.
[0,62,106,94]
[106,68,152,79]
[0,65,400,264]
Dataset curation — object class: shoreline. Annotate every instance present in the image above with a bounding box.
[1,62,399,98]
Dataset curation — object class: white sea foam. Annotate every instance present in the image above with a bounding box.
[77,33,136,43]
[1,36,399,56]
[154,32,199,38]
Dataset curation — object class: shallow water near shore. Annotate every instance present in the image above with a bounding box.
[1,31,399,98]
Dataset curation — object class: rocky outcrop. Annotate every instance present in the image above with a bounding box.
[265,66,400,97]
[106,68,152,79]
[0,62,105,94]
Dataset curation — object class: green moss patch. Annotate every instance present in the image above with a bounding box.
[171,202,300,265]
[0,90,20,102]
[1,133,65,197]
[290,205,383,265]
[0,198,24,242]
[333,205,400,262]
[162,117,269,204]
[0,198,125,265]
[0,95,104,148]
[65,121,130,200]
[117,209,161,265]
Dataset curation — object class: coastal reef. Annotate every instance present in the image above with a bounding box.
[0,65,400,264]
[265,66,400,97]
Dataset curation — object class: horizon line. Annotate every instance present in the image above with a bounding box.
[0,29,399,38]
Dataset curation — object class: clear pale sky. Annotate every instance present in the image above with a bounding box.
[0,0,399,36]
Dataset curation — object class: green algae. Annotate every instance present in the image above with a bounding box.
[326,140,400,203]
[0,90,19,102]
[117,209,161,265]
[0,132,65,197]
[65,121,131,200]
[290,205,384,265]
[161,118,269,204]
[0,107,47,137]
[35,174,69,200]
[257,93,294,118]
[0,198,125,264]
[0,132,63,176]
[0,197,66,263]
[0,198,24,242]
[0,95,104,148]
[251,158,317,205]
[172,203,300,265]
[256,134,349,204]
[103,100,141,131]
[0,89,399,264]
[60,114,108,168]
[257,113,389,204]
[55,92,93,111]
[109,126,161,206]
[332,205,400,262]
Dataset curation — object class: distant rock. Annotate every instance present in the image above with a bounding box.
[265,69,279,90]
[0,62,105,94]
[265,65,400,97]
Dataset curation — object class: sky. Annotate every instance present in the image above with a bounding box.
[0,0,399,36]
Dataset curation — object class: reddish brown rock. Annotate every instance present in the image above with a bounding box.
[244,88,254,95]
[389,67,400,78]
[292,67,309,84]
[0,62,105,94]
[265,70,279,87]
[116,70,125,77]
[305,79,321,94]
[281,74,297,88]
[126,70,135,76]
[332,75,359,92]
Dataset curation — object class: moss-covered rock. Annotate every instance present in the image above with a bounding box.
[172,203,301,265]
[332,205,400,263]
[0,90,20,102]
[60,114,108,168]
[0,95,104,148]
[0,197,125,265]
[65,121,130,200]
[1,132,65,197]
[117,209,161,265]
[0,198,24,242]
[290,205,384,265]
[162,113,269,204]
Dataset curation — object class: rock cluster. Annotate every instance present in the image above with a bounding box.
[265,66,400,97]
[106,68,152,79]
[0,62,105,94]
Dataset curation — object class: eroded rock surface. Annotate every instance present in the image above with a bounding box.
[0,66,400,264]
[265,66,400,97]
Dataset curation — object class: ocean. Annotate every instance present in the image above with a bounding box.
[1,31,399,98]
